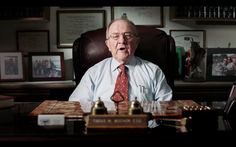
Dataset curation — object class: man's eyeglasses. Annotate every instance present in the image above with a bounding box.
[107,32,137,40]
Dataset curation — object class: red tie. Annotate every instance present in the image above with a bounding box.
[113,64,129,103]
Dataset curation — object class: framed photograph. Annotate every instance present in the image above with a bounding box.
[28,52,65,81]
[206,48,236,81]
[170,30,206,81]
[0,52,24,81]
[57,10,106,48]
[111,7,163,27]
[16,30,50,55]
[169,30,206,51]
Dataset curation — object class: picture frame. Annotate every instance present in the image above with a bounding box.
[206,48,236,81]
[169,30,206,51]
[111,7,163,27]
[28,52,65,81]
[170,30,206,81]
[16,30,50,55]
[57,10,106,48]
[0,52,24,81]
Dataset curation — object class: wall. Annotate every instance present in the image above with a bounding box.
[0,6,236,80]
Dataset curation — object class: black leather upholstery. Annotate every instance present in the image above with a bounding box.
[72,26,176,89]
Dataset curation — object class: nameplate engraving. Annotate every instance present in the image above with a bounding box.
[87,114,148,129]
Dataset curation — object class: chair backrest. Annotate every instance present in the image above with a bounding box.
[72,26,176,89]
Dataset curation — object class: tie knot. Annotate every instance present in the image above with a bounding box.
[119,64,126,72]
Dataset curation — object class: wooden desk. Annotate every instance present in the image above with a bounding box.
[0,80,76,102]
[0,102,234,145]
[173,80,233,102]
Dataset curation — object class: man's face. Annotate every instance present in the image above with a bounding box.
[105,20,139,64]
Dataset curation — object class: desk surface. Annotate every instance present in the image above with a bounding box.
[0,102,234,145]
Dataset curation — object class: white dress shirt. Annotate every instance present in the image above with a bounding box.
[69,56,172,113]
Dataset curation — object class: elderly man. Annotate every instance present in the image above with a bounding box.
[69,18,172,114]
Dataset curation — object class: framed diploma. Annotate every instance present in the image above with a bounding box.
[169,30,206,52]
[57,10,106,48]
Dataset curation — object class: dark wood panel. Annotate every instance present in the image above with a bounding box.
[173,80,233,102]
[0,80,76,102]
[0,80,233,102]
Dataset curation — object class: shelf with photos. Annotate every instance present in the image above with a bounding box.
[172,46,236,102]
[169,29,236,101]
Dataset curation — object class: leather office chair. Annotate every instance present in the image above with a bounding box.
[72,26,176,89]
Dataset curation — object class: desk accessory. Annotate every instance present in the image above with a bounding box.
[86,98,148,131]
[111,91,125,114]
[38,114,65,129]
[91,97,108,115]
[128,97,143,115]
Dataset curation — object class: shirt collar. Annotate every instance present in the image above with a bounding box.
[111,56,137,72]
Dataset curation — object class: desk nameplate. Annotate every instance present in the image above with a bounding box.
[87,114,148,129]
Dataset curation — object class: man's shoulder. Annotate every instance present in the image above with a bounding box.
[94,57,112,66]
[88,57,112,70]
[135,56,159,69]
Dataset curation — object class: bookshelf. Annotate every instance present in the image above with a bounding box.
[170,6,236,25]
[0,7,50,21]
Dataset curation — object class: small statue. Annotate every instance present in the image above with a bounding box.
[184,39,206,80]
[189,41,206,79]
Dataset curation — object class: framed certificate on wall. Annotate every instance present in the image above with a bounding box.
[57,10,106,48]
